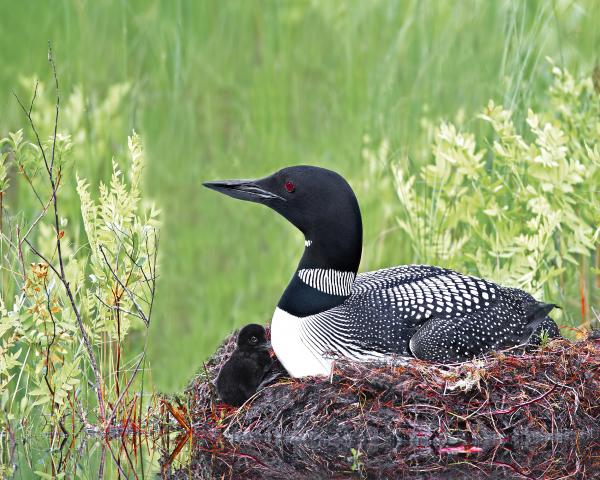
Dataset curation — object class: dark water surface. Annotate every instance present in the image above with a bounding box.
[167,433,599,479]
[3,431,599,478]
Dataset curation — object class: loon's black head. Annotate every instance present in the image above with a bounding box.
[237,324,269,351]
[205,166,363,316]
[204,166,361,249]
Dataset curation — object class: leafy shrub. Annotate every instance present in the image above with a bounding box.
[0,77,158,429]
[366,61,599,328]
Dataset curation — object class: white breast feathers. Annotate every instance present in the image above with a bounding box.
[270,307,333,377]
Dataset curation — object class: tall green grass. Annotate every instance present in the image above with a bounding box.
[0,1,598,391]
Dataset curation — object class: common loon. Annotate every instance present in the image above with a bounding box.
[204,166,560,377]
[216,324,272,406]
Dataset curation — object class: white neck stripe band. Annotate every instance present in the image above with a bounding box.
[298,268,355,296]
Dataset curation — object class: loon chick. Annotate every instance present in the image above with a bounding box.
[204,166,560,377]
[216,324,272,406]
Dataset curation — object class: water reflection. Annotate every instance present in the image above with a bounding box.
[164,434,600,479]
[2,428,167,478]
[3,429,598,478]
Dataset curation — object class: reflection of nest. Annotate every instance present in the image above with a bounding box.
[169,434,599,479]
[172,332,600,479]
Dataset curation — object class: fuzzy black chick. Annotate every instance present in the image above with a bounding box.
[216,324,272,407]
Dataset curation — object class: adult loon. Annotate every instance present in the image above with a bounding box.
[204,166,560,377]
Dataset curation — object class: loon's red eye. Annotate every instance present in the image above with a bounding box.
[284,180,295,193]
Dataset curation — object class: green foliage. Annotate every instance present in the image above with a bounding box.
[18,261,81,420]
[0,147,10,193]
[349,447,364,474]
[77,132,159,340]
[0,88,158,428]
[0,299,22,400]
[538,329,551,349]
[0,2,598,476]
[16,76,131,172]
[0,0,598,397]
[376,62,599,324]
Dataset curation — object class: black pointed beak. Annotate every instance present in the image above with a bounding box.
[203,179,285,203]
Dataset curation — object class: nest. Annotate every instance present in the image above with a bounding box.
[171,331,600,479]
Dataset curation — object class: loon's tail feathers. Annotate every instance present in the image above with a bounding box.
[522,302,561,345]
[524,302,559,322]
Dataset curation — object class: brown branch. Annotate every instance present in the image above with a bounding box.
[97,443,106,480]
[161,399,191,432]
[15,226,26,279]
[42,280,57,404]
[48,42,59,175]
[103,440,129,479]
[104,353,145,430]
[17,161,45,208]
[43,283,68,437]
[118,435,139,480]
[99,244,149,326]
[93,292,146,322]
[21,193,53,245]
[18,44,106,423]
[23,238,61,279]
[161,432,191,477]
[12,85,51,177]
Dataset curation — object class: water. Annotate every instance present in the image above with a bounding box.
[166,434,600,479]
[4,430,598,479]
[2,430,162,478]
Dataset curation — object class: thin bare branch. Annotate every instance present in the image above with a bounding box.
[23,238,61,278]
[19,44,106,422]
[12,88,51,176]
[48,42,60,174]
[93,292,146,322]
[104,353,145,430]
[120,227,159,323]
[28,79,38,116]
[21,194,53,243]
[104,440,130,479]
[16,226,26,279]
[43,278,69,435]
[99,244,149,326]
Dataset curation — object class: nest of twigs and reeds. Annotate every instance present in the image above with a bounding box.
[186,330,599,444]
[165,330,600,479]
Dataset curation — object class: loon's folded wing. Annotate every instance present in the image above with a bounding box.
[300,265,558,363]
[346,265,501,347]
[352,265,499,315]
[352,264,451,293]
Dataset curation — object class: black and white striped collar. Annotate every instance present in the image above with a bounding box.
[297,268,355,296]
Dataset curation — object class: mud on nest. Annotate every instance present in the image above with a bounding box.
[183,329,600,447]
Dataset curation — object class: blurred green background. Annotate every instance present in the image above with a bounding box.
[0,0,598,392]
